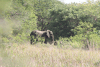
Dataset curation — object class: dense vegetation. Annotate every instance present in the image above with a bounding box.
[1,0,100,48]
[1,0,100,49]
[1,0,100,67]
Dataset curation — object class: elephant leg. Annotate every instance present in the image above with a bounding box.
[41,37,44,44]
[36,36,39,42]
[30,39,33,44]
[31,36,36,44]
[36,38,38,41]
[33,36,37,43]
[44,37,47,44]
[30,37,34,44]
[41,41,43,44]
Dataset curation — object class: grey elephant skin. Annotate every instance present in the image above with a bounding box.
[30,30,54,45]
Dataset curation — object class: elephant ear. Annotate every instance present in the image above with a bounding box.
[47,30,50,38]
[49,31,53,35]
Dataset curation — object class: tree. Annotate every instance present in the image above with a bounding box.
[4,0,38,42]
[33,0,56,30]
[71,22,100,49]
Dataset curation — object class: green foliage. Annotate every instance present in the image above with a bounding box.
[3,0,38,43]
[1,0,100,50]
[33,0,56,30]
[0,0,11,16]
[38,37,45,44]
[70,22,100,49]
[2,37,9,43]
[47,1,100,40]
[31,35,45,44]
[72,22,95,35]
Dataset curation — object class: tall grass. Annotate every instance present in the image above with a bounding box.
[0,43,100,67]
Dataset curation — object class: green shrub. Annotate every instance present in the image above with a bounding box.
[70,22,100,49]
[2,37,9,43]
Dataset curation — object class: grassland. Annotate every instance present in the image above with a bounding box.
[0,43,100,67]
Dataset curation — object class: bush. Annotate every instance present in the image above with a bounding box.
[70,22,100,49]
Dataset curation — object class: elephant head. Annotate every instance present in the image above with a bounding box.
[46,30,54,44]
[30,30,54,45]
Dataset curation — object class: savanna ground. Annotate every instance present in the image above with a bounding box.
[1,0,100,67]
[0,42,100,67]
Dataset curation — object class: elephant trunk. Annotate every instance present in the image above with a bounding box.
[51,35,54,44]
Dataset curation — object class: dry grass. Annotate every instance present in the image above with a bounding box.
[0,43,100,67]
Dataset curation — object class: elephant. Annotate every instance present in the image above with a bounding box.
[30,30,54,45]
